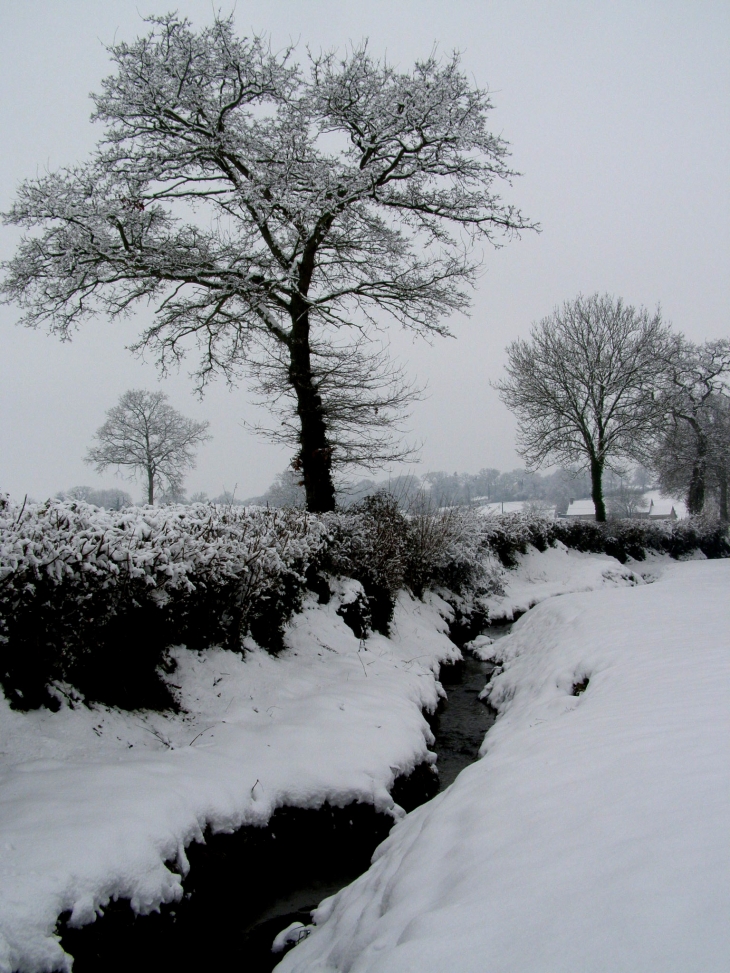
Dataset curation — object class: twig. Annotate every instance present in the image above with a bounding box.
[14,495,28,526]
[188,725,216,746]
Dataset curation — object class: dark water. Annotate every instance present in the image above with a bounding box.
[61,802,394,972]
[431,656,499,790]
[429,623,510,790]
[58,628,509,972]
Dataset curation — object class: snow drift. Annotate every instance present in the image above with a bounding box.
[277,559,730,973]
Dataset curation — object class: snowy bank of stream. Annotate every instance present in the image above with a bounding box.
[0,588,457,973]
[0,545,687,971]
[278,558,730,973]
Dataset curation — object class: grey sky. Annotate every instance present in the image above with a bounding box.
[1,0,728,502]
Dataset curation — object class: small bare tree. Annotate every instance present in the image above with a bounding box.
[606,486,649,520]
[495,294,674,521]
[86,389,211,504]
[1,14,533,513]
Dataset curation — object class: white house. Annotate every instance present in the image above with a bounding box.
[562,494,681,521]
[563,499,596,520]
[642,497,678,520]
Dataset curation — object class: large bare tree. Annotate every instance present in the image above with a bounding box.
[1,14,533,512]
[496,294,673,521]
[650,340,730,517]
[86,389,211,504]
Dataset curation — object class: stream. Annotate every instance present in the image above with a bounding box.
[59,626,510,972]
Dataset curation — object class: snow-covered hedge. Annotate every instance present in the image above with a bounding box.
[478,513,730,566]
[1,494,727,712]
[0,496,329,709]
[324,496,493,633]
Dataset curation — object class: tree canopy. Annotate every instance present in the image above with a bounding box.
[496,294,673,521]
[1,13,533,511]
[650,339,730,517]
[86,389,211,504]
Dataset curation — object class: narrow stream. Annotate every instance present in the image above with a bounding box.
[59,625,510,972]
[430,658,498,789]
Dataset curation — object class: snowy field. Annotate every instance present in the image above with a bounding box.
[0,546,723,972]
[278,558,730,973]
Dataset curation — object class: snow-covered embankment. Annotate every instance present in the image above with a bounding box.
[0,587,458,973]
[278,559,730,973]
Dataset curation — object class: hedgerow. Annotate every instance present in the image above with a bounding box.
[1,493,727,711]
[0,497,329,709]
[478,513,730,566]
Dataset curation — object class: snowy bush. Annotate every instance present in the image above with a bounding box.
[475,512,730,566]
[549,516,730,562]
[1,492,726,712]
[323,494,411,633]
[323,496,494,634]
[0,496,329,709]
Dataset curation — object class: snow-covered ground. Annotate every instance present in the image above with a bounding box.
[475,500,555,517]
[0,586,458,973]
[1,545,720,972]
[278,558,730,973]
[479,540,650,622]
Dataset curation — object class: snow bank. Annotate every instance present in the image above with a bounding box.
[479,540,647,624]
[0,588,458,973]
[278,559,730,973]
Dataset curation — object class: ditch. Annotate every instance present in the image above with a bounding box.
[58,626,510,973]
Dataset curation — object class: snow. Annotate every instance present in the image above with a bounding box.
[0,497,329,597]
[277,558,730,973]
[478,540,648,623]
[564,498,595,517]
[0,586,458,973]
[642,489,687,519]
[2,540,724,973]
[475,500,556,517]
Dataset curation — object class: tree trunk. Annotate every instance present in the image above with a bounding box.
[687,460,705,515]
[718,473,728,522]
[590,455,606,522]
[288,306,336,513]
[147,466,155,505]
[685,422,707,516]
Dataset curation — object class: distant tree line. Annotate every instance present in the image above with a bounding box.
[56,486,134,510]
[244,465,641,514]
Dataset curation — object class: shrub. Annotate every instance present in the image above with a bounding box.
[324,494,410,633]
[0,497,329,709]
[548,515,730,562]
[1,492,727,713]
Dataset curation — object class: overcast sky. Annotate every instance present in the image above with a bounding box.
[1,0,728,502]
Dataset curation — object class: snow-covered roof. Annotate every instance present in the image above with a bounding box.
[476,500,556,518]
[477,501,529,516]
[565,500,595,517]
[642,491,686,518]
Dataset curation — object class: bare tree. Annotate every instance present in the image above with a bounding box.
[246,334,422,475]
[649,340,730,516]
[606,486,649,520]
[1,14,533,512]
[86,389,211,504]
[652,392,730,520]
[495,294,674,521]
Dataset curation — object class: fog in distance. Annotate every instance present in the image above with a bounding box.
[1,0,728,501]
